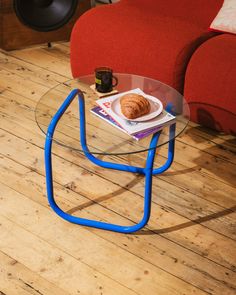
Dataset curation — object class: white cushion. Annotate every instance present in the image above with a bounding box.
[210,0,236,34]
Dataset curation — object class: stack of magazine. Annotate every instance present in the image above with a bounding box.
[90,88,176,141]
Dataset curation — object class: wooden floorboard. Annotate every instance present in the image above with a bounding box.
[0,44,235,295]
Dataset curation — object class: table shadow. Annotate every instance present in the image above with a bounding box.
[135,205,236,235]
[66,174,144,214]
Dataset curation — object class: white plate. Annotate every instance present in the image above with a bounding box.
[110,94,163,122]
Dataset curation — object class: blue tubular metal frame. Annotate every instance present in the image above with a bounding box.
[44,89,176,233]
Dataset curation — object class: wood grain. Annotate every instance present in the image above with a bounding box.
[0,43,235,295]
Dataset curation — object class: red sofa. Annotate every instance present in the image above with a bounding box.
[184,33,236,134]
[70,0,236,134]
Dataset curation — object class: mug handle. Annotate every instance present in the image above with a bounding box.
[112,75,118,87]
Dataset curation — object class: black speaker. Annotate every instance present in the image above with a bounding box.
[0,0,91,50]
[14,0,79,32]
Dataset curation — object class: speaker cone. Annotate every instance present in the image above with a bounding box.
[14,0,79,32]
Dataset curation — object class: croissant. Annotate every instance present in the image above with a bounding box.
[120,93,151,119]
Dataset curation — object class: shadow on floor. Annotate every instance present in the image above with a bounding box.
[176,124,236,186]
[136,205,236,235]
[66,174,144,214]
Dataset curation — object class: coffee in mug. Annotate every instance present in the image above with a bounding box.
[95,67,118,93]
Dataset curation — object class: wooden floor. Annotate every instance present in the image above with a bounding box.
[0,42,236,295]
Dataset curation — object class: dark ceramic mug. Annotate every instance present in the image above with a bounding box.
[95,67,118,93]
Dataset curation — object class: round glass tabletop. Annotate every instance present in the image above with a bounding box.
[35,74,190,155]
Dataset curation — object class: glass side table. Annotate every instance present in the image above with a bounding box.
[35,74,190,233]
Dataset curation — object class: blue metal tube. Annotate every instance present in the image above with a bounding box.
[138,132,160,228]
[47,89,80,136]
[44,90,141,232]
[152,123,176,175]
[78,92,145,174]
[44,89,175,233]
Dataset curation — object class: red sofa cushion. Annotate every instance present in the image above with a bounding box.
[70,0,222,92]
[130,0,223,27]
[184,34,236,135]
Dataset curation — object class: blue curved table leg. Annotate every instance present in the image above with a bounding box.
[152,123,176,175]
[44,89,174,233]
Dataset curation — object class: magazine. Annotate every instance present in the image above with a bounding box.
[90,106,164,141]
[96,88,176,135]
